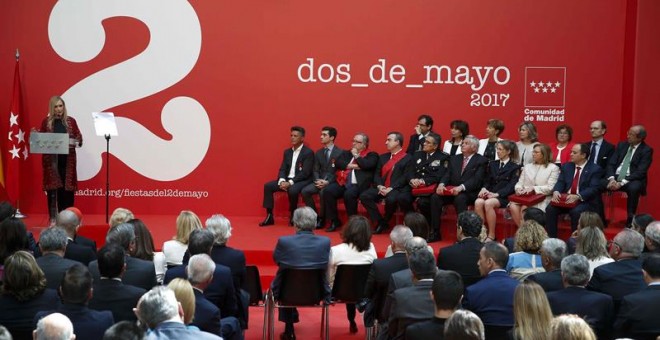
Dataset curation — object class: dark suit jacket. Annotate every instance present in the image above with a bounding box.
[553,161,603,206]
[388,280,435,340]
[64,239,97,266]
[587,258,646,310]
[89,255,157,291]
[277,144,314,183]
[589,139,615,169]
[313,146,343,182]
[184,245,247,292]
[528,269,564,292]
[547,286,614,338]
[373,152,413,191]
[192,289,223,336]
[614,285,660,338]
[406,134,425,155]
[164,262,237,318]
[271,230,331,299]
[606,141,653,194]
[440,153,488,194]
[363,252,409,323]
[484,160,520,197]
[88,279,146,322]
[337,150,379,191]
[74,234,97,252]
[406,317,447,340]
[407,150,449,185]
[36,253,79,290]
[0,289,61,339]
[437,237,483,287]
[35,304,114,340]
[146,321,222,340]
[463,270,519,326]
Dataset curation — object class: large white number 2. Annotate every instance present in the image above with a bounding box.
[48,0,211,181]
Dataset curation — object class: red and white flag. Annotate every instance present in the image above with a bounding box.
[3,58,28,205]
[524,67,566,107]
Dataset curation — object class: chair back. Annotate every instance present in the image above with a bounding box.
[244,265,263,305]
[331,264,372,303]
[278,268,327,306]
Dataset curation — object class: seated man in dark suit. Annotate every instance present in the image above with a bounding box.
[587,228,646,311]
[528,238,567,292]
[64,206,97,251]
[271,207,331,339]
[437,211,483,288]
[546,143,604,237]
[55,209,97,265]
[260,126,314,226]
[547,254,614,338]
[586,120,616,221]
[88,223,157,291]
[431,135,488,239]
[406,114,435,155]
[88,244,146,322]
[406,270,464,340]
[36,227,78,290]
[135,286,222,339]
[605,125,653,226]
[388,249,437,340]
[35,264,115,340]
[403,132,449,241]
[463,242,519,329]
[615,253,660,338]
[387,237,432,293]
[360,131,413,234]
[187,254,241,340]
[300,126,344,229]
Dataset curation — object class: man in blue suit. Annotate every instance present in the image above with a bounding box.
[546,143,604,237]
[271,207,331,339]
[615,253,660,338]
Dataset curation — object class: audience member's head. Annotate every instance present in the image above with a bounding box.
[522,207,546,227]
[174,210,202,245]
[0,325,11,340]
[187,229,215,256]
[0,201,16,221]
[561,254,591,287]
[109,208,134,228]
[550,314,596,340]
[106,223,136,252]
[135,286,182,329]
[56,210,80,237]
[205,214,232,245]
[186,254,215,287]
[341,215,372,252]
[167,278,196,325]
[631,213,654,236]
[431,270,463,313]
[576,225,610,261]
[0,217,28,264]
[405,236,429,255]
[127,219,156,261]
[98,244,126,279]
[65,207,83,223]
[642,253,660,283]
[478,242,509,276]
[390,225,413,251]
[444,309,485,340]
[539,238,567,271]
[60,264,93,305]
[514,220,548,253]
[102,320,144,340]
[2,250,47,301]
[403,212,430,239]
[34,313,75,340]
[644,221,660,252]
[457,211,483,239]
[609,228,644,260]
[37,227,68,254]
[512,281,553,340]
[291,207,316,232]
[408,249,437,281]
[577,211,604,231]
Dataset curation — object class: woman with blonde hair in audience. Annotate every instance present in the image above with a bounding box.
[443,120,470,156]
[515,122,539,165]
[549,124,575,166]
[510,280,553,340]
[507,220,548,280]
[109,207,134,227]
[444,309,485,340]
[128,218,167,283]
[550,314,596,340]
[573,212,614,275]
[163,210,203,266]
[509,143,559,227]
[328,215,377,334]
[167,278,197,328]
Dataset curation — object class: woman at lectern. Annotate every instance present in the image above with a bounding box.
[39,96,82,222]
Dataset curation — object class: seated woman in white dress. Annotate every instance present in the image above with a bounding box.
[162,210,203,266]
[509,143,560,228]
[328,215,377,334]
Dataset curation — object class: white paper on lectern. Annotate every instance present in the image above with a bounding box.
[92,112,118,137]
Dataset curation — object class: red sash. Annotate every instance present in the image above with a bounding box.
[337,149,370,186]
[382,151,406,187]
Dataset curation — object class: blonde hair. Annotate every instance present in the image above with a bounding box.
[513,281,553,340]
[550,314,596,340]
[110,208,134,227]
[175,211,202,244]
[533,143,553,166]
[167,278,196,325]
[514,220,548,253]
[47,96,69,131]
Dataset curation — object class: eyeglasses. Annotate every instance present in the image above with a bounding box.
[352,140,363,144]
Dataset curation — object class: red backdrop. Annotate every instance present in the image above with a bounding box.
[0,0,657,217]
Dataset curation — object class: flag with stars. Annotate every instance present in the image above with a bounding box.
[4,58,27,205]
[524,67,566,107]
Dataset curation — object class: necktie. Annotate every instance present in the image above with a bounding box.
[570,166,582,194]
[461,156,469,174]
[323,148,330,162]
[590,142,597,164]
[617,146,634,181]
[500,162,504,170]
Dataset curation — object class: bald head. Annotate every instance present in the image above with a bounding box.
[34,313,75,340]
[56,210,80,236]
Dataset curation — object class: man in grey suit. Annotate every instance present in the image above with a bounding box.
[36,227,79,290]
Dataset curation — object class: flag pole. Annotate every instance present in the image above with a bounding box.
[13,49,26,219]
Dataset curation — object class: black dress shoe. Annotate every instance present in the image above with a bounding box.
[349,320,358,333]
[325,220,341,232]
[280,332,296,340]
[374,223,388,234]
[259,214,274,226]
[316,218,325,229]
